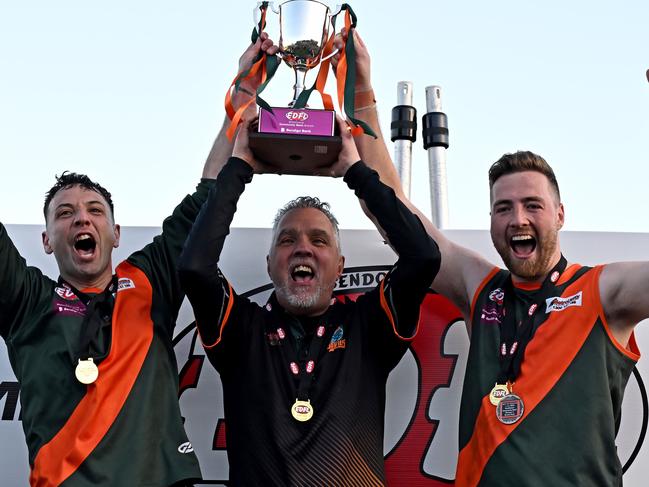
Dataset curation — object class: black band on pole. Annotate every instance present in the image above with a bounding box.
[391,105,417,142]
[422,112,449,149]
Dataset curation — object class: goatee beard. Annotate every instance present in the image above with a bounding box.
[275,284,327,311]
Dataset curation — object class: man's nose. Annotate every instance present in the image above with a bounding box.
[292,236,313,256]
[73,209,91,226]
[510,205,530,227]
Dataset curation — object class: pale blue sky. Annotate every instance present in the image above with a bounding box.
[1,1,648,232]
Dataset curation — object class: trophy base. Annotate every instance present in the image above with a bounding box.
[249,132,342,175]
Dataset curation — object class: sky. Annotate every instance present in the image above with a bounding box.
[1,1,648,232]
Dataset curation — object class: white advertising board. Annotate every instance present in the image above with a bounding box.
[1,225,647,486]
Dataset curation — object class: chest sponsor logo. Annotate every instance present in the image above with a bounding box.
[54,300,86,316]
[545,292,582,313]
[327,326,346,352]
[117,277,135,291]
[54,286,78,301]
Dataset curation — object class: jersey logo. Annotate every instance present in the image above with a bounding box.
[488,288,504,305]
[53,301,86,316]
[54,286,78,301]
[545,292,583,313]
[177,441,194,454]
[327,326,346,352]
[117,277,136,292]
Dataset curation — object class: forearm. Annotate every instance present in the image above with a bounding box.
[345,161,440,337]
[179,157,253,315]
[344,161,439,263]
[353,103,404,197]
[202,88,257,179]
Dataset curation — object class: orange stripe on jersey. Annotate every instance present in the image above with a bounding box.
[200,280,235,349]
[456,265,612,487]
[30,262,154,487]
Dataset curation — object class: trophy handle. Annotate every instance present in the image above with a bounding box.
[319,4,343,61]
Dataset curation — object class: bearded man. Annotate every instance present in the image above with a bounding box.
[338,26,645,486]
[177,118,440,486]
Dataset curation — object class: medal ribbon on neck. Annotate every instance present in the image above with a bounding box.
[59,276,117,367]
[498,255,568,386]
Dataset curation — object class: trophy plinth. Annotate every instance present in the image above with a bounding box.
[249,106,341,175]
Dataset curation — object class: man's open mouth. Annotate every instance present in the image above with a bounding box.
[74,234,97,256]
[291,264,315,283]
[510,234,536,257]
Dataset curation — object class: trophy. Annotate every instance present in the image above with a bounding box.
[247,0,343,175]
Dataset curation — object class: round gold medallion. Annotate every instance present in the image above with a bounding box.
[489,383,510,406]
[291,399,314,422]
[75,358,99,385]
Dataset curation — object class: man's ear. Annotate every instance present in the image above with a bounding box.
[113,224,121,248]
[42,231,53,255]
[557,203,565,230]
[337,255,345,278]
[266,255,271,278]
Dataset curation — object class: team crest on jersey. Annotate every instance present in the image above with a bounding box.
[489,288,504,305]
[117,277,135,291]
[54,286,78,301]
[545,292,582,313]
[327,326,346,352]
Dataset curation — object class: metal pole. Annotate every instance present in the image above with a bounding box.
[423,85,449,228]
[391,81,416,198]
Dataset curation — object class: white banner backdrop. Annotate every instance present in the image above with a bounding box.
[1,224,648,486]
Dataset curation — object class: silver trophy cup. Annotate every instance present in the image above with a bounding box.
[249,0,343,175]
[257,0,340,105]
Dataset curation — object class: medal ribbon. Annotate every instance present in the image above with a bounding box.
[59,276,117,363]
[276,317,330,403]
[224,2,280,140]
[497,255,567,386]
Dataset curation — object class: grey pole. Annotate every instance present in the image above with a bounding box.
[423,85,449,228]
[391,81,416,198]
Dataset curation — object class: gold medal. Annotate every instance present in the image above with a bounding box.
[489,383,509,406]
[75,358,99,385]
[291,399,314,422]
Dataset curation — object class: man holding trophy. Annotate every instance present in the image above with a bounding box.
[178,6,440,483]
[341,21,646,487]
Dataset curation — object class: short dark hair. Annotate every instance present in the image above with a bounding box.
[272,196,340,250]
[488,151,561,201]
[43,172,114,221]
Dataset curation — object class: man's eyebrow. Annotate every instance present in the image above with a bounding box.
[309,229,331,239]
[493,196,544,206]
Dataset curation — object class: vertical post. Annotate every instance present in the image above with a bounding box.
[391,81,417,198]
[423,85,449,229]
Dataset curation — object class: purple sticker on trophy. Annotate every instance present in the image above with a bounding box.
[258,107,335,137]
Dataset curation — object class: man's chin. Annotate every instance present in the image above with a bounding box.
[501,253,542,280]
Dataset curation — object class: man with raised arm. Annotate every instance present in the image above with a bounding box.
[177,117,440,485]
[0,34,277,487]
[339,27,643,487]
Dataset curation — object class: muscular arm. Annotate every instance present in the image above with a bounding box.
[599,262,649,346]
[339,29,493,319]
[178,157,253,345]
[344,161,440,337]
[201,33,278,179]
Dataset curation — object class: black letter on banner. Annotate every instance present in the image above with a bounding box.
[0,381,20,421]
